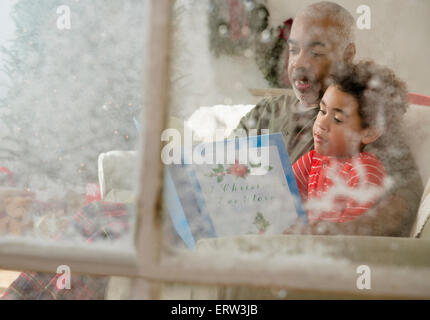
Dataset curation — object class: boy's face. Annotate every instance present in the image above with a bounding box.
[313,85,367,157]
[287,14,347,107]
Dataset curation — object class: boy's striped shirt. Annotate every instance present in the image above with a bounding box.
[293,150,386,223]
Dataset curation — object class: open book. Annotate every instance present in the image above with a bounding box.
[164,133,306,248]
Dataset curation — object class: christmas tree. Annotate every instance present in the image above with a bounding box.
[0,0,147,190]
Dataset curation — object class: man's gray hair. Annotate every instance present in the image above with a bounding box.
[299,1,355,45]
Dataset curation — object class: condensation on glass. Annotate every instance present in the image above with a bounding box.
[0,1,150,263]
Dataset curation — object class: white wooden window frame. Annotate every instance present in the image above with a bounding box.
[1,0,430,300]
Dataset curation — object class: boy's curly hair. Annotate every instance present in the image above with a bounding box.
[328,60,409,132]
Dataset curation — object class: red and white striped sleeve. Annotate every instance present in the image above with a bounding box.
[292,150,314,202]
[340,153,386,222]
[347,153,386,188]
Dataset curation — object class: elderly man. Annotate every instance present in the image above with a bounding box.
[233,1,423,236]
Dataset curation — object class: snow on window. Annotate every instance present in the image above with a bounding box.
[0,0,149,251]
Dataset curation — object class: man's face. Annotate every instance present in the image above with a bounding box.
[287,15,346,107]
[313,85,365,158]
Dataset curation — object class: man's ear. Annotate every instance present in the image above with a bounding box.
[343,43,356,63]
[361,127,382,145]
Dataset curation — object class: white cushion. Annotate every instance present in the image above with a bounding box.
[98,150,138,199]
[402,104,430,184]
[185,104,254,143]
[411,178,430,238]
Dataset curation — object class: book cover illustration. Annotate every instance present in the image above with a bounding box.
[164,133,306,248]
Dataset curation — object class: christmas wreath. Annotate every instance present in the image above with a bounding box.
[209,0,293,88]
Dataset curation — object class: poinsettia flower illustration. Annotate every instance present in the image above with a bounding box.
[227,161,250,178]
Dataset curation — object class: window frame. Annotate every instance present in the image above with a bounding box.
[129,0,430,300]
[1,0,430,300]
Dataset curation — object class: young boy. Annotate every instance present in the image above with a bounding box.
[293,61,409,223]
